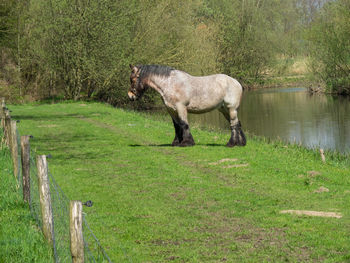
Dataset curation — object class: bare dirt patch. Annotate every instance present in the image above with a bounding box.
[75,168,89,171]
[194,212,306,261]
[313,186,329,193]
[280,210,342,218]
[209,158,238,165]
[307,171,321,177]
[37,124,58,128]
[223,164,249,169]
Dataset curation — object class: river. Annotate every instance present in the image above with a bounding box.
[188,87,350,153]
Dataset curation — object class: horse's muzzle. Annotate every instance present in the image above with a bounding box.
[128,91,137,101]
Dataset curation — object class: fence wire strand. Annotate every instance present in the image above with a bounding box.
[8,122,114,263]
[16,129,22,194]
[48,169,70,262]
[83,216,114,263]
[29,155,43,230]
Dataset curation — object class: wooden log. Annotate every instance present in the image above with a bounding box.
[70,201,84,263]
[21,136,31,203]
[37,155,54,245]
[10,120,19,180]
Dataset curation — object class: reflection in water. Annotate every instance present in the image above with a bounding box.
[189,87,350,153]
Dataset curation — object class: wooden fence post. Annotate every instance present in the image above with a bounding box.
[70,201,84,263]
[21,135,31,203]
[37,155,54,245]
[4,110,11,147]
[0,98,5,128]
[10,120,19,180]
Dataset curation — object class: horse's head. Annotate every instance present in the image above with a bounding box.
[128,64,144,101]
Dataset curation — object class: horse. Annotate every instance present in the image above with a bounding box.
[128,64,246,147]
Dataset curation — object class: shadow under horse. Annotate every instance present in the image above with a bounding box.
[128,64,246,147]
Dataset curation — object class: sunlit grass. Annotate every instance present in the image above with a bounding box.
[9,101,350,262]
[0,142,52,262]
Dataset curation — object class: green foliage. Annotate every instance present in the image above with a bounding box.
[10,0,220,105]
[22,0,136,102]
[203,0,312,84]
[203,0,273,82]
[0,0,17,48]
[0,0,348,103]
[308,0,350,94]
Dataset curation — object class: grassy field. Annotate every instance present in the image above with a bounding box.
[9,101,350,262]
[0,138,52,262]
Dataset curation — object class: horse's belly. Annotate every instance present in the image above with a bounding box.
[186,82,226,113]
[187,101,222,114]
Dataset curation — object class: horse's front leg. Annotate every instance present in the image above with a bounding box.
[167,108,183,146]
[176,104,195,147]
[171,118,182,146]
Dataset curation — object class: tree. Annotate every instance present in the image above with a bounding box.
[308,0,350,94]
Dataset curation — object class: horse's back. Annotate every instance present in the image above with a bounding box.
[174,71,242,113]
[202,73,243,108]
[203,73,242,104]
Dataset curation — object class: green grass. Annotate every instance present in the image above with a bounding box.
[9,101,350,262]
[0,141,52,262]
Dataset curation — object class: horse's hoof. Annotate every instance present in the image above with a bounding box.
[238,141,247,146]
[226,142,235,147]
[226,141,246,147]
[172,140,181,146]
[179,140,195,147]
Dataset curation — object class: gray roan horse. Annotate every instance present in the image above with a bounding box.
[128,64,246,147]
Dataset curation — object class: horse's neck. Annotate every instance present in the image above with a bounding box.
[143,75,169,97]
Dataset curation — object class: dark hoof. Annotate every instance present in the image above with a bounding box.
[226,141,235,147]
[226,140,246,147]
[228,121,247,147]
[179,140,195,147]
[237,140,247,146]
[235,133,247,146]
[172,139,181,146]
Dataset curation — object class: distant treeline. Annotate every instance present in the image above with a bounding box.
[0,0,349,104]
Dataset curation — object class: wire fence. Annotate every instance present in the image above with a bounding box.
[2,104,114,263]
[47,169,71,262]
[29,155,43,230]
[15,128,22,192]
[83,216,113,263]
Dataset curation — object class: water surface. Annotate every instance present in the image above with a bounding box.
[189,87,350,153]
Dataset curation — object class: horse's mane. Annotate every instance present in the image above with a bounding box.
[138,65,174,80]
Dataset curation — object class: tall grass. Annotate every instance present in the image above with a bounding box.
[0,140,52,262]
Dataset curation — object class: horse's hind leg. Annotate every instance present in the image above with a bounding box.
[219,105,246,147]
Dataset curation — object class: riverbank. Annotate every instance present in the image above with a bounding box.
[244,56,311,90]
[245,75,311,90]
[10,102,350,262]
